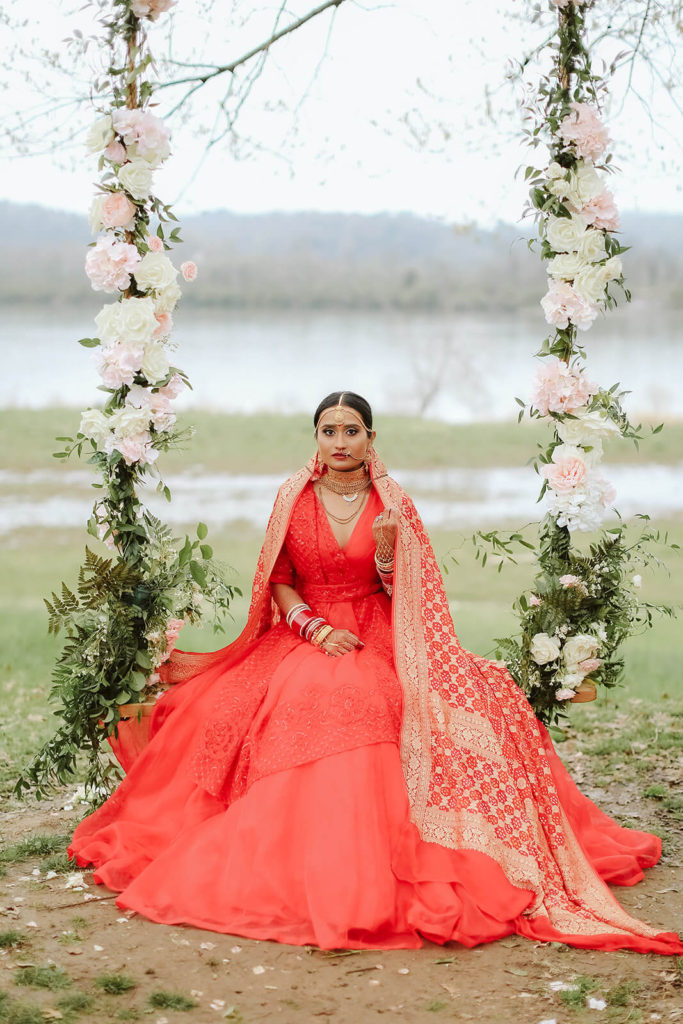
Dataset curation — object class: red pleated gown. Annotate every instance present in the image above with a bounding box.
[69,483,682,953]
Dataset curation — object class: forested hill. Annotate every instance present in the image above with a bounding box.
[1,201,681,311]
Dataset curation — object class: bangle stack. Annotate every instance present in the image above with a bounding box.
[285,602,332,645]
[374,553,394,597]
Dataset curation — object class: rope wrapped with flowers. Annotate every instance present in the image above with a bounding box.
[484,0,676,727]
[16,0,238,803]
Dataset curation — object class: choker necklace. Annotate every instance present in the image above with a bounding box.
[320,466,372,503]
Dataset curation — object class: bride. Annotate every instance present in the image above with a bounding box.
[69,391,682,954]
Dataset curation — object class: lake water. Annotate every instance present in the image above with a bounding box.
[2,463,682,536]
[2,305,682,422]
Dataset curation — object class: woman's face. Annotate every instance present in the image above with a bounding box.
[316,407,375,471]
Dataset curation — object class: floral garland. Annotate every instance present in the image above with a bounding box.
[487,0,676,726]
[16,0,238,803]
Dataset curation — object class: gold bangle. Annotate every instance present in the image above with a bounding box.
[311,624,333,647]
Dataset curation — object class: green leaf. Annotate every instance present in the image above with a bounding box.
[200,544,213,560]
[78,337,101,348]
[197,522,208,540]
[135,650,152,670]
[129,671,147,693]
[189,560,207,588]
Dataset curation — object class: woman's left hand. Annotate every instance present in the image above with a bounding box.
[372,507,399,553]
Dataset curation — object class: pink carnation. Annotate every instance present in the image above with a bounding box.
[580,188,620,232]
[152,311,173,340]
[531,357,597,416]
[101,192,137,230]
[104,140,127,164]
[95,342,144,388]
[559,574,582,588]
[528,594,542,607]
[541,279,599,332]
[578,657,602,674]
[542,455,588,493]
[112,108,170,164]
[559,102,610,161]
[147,234,164,253]
[85,237,140,293]
[180,260,197,282]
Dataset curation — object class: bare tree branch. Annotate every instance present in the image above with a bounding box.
[157,0,349,93]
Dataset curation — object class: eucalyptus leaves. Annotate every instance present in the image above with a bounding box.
[16,0,236,803]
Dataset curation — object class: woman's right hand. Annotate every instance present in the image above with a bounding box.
[320,629,363,657]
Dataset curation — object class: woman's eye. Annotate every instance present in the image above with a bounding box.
[346,428,358,436]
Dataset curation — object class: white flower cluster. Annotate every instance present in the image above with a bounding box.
[539,103,622,333]
[529,630,602,702]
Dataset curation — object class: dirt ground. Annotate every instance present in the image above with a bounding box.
[1,736,682,1024]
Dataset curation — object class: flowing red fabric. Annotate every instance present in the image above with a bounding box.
[71,457,683,953]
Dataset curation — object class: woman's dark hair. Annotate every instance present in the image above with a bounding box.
[314,392,373,435]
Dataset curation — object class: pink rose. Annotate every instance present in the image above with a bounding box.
[85,237,140,293]
[101,192,137,230]
[114,430,159,466]
[125,383,177,432]
[528,594,542,607]
[580,188,620,232]
[541,279,600,331]
[555,687,577,701]
[542,455,587,493]
[531,357,596,416]
[147,235,164,253]
[559,574,582,588]
[152,311,173,340]
[104,140,127,164]
[558,102,610,161]
[578,657,602,675]
[95,342,144,387]
[180,260,197,281]
[157,373,185,399]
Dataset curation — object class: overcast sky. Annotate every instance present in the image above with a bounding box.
[2,0,682,225]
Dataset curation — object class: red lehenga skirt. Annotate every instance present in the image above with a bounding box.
[69,486,682,953]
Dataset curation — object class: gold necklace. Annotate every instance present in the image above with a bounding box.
[320,466,371,503]
[317,486,368,525]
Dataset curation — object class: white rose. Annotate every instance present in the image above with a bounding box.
[79,408,112,446]
[134,252,178,293]
[547,161,566,180]
[88,195,107,235]
[547,252,587,280]
[154,280,182,313]
[578,229,607,263]
[557,670,584,689]
[529,632,561,666]
[110,405,151,439]
[557,410,620,446]
[117,159,153,201]
[573,265,608,304]
[548,178,570,200]
[565,161,603,210]
[141,342,170,383]
[94,303,121,345]
[604,255,623,280]
[632,574,642,588]
[562,634,600,666]
[117,297,158,346]
[546,214,588,253]
[85,114,114,154]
